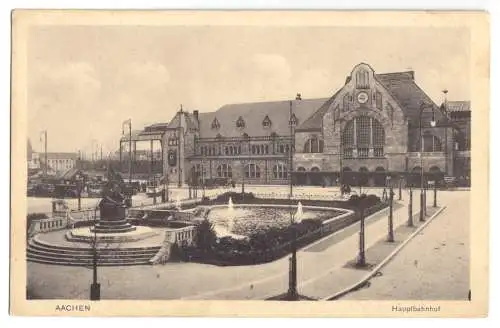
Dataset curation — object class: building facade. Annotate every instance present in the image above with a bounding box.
[122,63,471,186]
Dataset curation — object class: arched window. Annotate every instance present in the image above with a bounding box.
[242,133,249,140]
[343,93,350,112]
[412,166,421,173]
[297,167,306,172]
[273,163,288,179]
[311,167,320,172]
[216,164,232,178]
[342,167,352,172]
[356,69,369,89]
[429,166,441,173]
[245,164,261,179]
[341,116,385,158]
[193,164,207,180]
[304,138,324,153]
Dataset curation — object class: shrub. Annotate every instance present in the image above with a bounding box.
[194,218,217,252]
[215,192,255,203]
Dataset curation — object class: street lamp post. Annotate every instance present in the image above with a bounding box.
[387,182,395,242]
[90,206,100,300]
[408,186,414,227]
[419,103,436,222]
[357,203,366,267]
[398,177,402,200]
[287,210,298,300]
[433,178,438,207]
[76,174,82,211]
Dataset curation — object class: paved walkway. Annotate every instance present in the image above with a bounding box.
[340,191,469,300]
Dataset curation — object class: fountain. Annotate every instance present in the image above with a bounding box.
[227,197,235,231]
[294,201,304,223]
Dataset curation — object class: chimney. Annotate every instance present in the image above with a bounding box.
[193,110,199,122]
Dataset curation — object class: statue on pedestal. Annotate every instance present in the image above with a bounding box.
[95,165,135,233]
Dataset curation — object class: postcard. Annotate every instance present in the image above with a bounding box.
[10,10,489,317]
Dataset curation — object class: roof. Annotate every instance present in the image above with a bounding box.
[198,98,328,138]
[293,69,451,132]
[45,152,78,160]
[167,111,199,131]
[375,71,451,125]
[296,91,340,131]
[56,167,81,180]
[446,101,471,112]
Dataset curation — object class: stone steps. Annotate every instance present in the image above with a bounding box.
[27,237,161,266]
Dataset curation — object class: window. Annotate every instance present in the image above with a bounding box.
[193,164,207,180]
[273,163,288,179]
[216,164,232,178]
[375,91,383,110]
[343,93,350,112]
[211,117,220,130]
[304,138,324,153]
[236,116,246,128]
[356,69,369,89]
[341,116,385,158]
[245,164,261,179]
[416,134,442,152]
[242,133,249,140]
[262,115,272,128]
[289,113,298,127]
[168,137,178,146]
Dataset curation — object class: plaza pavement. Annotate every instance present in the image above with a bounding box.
[340,190,469,301]
[26,186,466,300]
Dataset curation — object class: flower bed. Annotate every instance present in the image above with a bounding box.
[178,192,388,266]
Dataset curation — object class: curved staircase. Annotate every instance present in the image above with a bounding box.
[27,236,161,266]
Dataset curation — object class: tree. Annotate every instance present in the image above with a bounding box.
[194,219,217,253]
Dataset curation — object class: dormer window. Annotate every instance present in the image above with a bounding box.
[236,116,246,128]
[216,133,223,140]
[262,115,272,128]
[211,117,220,130]
[242,133,249,140]
[289,113,298,127]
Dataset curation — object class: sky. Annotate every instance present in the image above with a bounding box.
[27,25,470,155]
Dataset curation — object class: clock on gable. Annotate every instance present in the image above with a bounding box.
[357,92,369,104]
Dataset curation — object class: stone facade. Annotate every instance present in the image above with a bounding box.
[132,63,470,186]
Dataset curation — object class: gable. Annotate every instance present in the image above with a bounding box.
[322,63,407,128]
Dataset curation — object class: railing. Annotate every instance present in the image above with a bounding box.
[28,217,69,237]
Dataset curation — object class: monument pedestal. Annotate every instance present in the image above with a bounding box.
[93,201,136,233]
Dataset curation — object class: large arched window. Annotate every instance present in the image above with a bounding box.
[341,116,385,158]
[245,164,261,179]
[273,163,288,179]
[304,138,324,153]
[216,164,232,178]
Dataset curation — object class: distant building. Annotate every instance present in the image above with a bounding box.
[42,152,78,175]
[27,139,40,170]
[119,63,471,186]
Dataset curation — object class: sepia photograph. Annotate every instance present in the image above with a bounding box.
[10,10,489,317]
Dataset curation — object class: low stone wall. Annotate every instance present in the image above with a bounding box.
[28,217,68,237]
